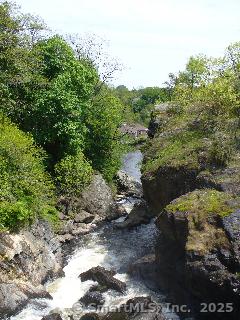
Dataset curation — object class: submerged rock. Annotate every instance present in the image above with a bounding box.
[128,254,158,291]
[79,290,105,307]
[80,313,102,320]
[79,266,126,293]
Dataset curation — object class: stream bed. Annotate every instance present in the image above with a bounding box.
[11,151,179,320]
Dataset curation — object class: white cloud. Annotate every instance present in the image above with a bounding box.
[15,0,240,88]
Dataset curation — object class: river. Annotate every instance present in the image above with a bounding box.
[11,151,179,320]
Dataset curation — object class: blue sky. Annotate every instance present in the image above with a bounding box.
[16,0,240,88]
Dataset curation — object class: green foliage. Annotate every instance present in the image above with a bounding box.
[54,152,93,197]
[0,116,57,231]
[142,131,203,173]
[114,85,169,126]
[4,35,98,162]
[84,87,124,181]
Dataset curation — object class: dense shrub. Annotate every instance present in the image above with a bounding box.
[0,116,57,231]
[54,152,93,197]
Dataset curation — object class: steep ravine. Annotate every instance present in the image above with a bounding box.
[6,151,179,320]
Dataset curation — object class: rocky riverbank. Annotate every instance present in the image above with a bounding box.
[0,152,152,320]
[0,172,118,318]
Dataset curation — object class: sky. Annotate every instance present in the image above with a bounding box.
[15,0,240,89]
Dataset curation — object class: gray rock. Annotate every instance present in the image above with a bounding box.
[79,291,105,307]
[71,223,92,236]
[74,210,95,224]
[142,166,199,215]
[104,296,166,320]
[153,193,240,319]
[116,170,143,198]
[128,255,158,291]
[0,220,63,317]
[80,174,114,219]
[42,313,63,320]
[57,234,74,243]
[80,313,102,320]
[115,200,152,229]
[0,282,52,316]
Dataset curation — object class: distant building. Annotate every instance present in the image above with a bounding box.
[120,123,148,138]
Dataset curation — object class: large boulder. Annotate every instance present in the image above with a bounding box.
[57,173,114,223]
[0,283,52,316]
[79,266,126,293]
[116,170,143,198]
[80,174,114,219]
[0,219,62,317]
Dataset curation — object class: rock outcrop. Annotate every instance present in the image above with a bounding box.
[0,219,63,317]
[56,173,116,242]
[141,166,199,215]
[42,313,63,320]
[154,190,240,319]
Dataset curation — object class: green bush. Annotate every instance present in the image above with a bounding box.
[54,152,93,196]
[0,116,57,231]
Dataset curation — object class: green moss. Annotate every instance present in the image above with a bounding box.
[166,189,236,218]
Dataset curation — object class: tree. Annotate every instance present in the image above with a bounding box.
[84,86,124,181]
[4,35,98,163]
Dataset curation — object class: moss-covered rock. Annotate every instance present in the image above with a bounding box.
[154,189,240,318]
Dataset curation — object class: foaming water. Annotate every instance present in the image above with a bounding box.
[11,221,165,320]
[10,151,179,320]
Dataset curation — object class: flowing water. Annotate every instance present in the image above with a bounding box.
[11,151,179,320]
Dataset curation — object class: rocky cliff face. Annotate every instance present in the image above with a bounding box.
[141,108,240,319]
[0,219,63,317]
[154,190,240,319]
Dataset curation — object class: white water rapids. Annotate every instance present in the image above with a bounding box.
[10,151,179,320]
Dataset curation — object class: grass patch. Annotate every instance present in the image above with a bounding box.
[166,189,236,218]
[142,131,203,173]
